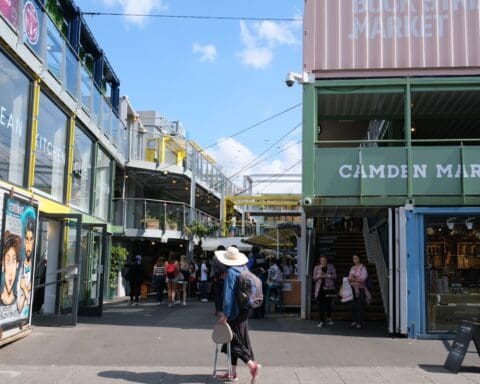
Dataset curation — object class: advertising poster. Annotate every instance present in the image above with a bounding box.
[0,0,19,29]
[0,194,38,328]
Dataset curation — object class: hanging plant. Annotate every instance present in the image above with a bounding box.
[184,221,218,238]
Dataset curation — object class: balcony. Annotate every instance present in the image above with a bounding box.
[0,0,128,159]
[112,198,221,238]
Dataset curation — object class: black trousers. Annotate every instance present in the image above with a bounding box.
[316,288,333,323]
[130,282,141,303]
[222,310,253,366]
[351,289,366,324]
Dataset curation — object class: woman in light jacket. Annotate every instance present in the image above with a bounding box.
[313,255,337,328]
[348,254,371,329]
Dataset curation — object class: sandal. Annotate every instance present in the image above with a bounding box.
[250,363,262,384]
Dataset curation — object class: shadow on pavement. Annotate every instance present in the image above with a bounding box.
[418,364,480,374]
[79,299,389,338]
[98,370,214,383]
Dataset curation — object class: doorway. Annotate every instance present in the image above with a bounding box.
[78,225,107,316]
[32,214,82,326]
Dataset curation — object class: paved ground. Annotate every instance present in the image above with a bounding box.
[0,297,479,383]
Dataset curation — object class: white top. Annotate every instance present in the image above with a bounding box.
[200,262,209,281]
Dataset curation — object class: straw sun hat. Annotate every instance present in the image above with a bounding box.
[214,246,248,267]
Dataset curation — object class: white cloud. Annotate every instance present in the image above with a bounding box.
[209,138,301,194]
[193,43,217,63]
[237,19,301,69]
[101,0,166,26]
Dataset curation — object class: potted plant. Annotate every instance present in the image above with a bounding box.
[144,213,160,229]
[166,216,177,230]
[109,244,128,297]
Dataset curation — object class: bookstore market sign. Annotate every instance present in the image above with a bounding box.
[315,146,480,197]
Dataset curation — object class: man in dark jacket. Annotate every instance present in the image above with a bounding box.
[251,246,268,318]
[126,255,145,306]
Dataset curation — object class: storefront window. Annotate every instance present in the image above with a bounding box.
[0,50,30,186]
[94,148,111,221]
[425,215,480,332]
[70,125,93,212]
[34,92,68,202]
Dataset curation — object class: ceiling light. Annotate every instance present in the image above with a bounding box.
[447,218,456,230]
[172,180,176,184]
[466,218,474,230]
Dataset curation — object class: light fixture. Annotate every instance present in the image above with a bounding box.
[447,218,456,230]
[179,244,183,248]
[151,241,155,245]
[466,218,475,230]
[411,127,416,133]
[172,180,176,184]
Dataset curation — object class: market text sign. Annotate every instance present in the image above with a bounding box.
[315,146,480,197]
[304,0,480,76]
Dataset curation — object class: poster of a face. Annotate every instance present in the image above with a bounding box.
[0,195,37,327]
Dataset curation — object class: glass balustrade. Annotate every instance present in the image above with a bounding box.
[115,199,220,234]
[65,47,78,97]
[46,18,63,80]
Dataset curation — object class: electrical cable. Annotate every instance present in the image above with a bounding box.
[81,11,302,22]
[203,103,301,150]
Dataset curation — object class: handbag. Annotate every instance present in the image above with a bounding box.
[339,277,353,303]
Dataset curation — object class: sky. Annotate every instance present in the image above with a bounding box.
[76,0,303,194]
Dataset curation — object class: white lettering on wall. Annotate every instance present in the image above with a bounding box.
[349,0,475,40]
[437,164,453,178]
[0,104,23,137]
[35,134,66,163]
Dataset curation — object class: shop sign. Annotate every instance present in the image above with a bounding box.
[305,0,480,77]
[0,0,19,28]
[315,146,480,197]
[23,1,39,45]
[0,193,38,331]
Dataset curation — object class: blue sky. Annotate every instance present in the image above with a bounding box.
[77,0,303,193]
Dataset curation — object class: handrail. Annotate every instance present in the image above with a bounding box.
[316,138,480,145]
[362,218,388,315]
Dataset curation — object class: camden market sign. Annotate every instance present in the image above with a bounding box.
[315,146,480,197]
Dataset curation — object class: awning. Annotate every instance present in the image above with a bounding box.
[202,237,252,252]
[242,224,300,248]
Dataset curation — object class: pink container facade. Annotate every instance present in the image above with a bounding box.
[304,0,480,78]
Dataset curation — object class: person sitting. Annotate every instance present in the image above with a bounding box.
[265,259,283,311]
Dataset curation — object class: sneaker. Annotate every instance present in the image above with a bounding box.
[128,301,133,306]
[201,298,208,302]
[327,319,334,326]
[250,363,261,384]
[182,301,187,306]
[215,372,238,382]
[168,303,173,308]
[135,302,139,306]
[355,324,363,329]
[317,322,324,328]
[349,322,357,328]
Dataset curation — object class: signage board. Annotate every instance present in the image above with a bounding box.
[304,0,480,78]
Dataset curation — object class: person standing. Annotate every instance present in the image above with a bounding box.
[313,255,337,328]
[348,254,371,329]
[212,245,226,315]
[199,258,209,302]
[178,255,189,306]
[152,257,166,304]
[126,255,144,306]
[215,247,262,384]
[265,259,283,309]
[165,251,179,307]
[251,248,268,319]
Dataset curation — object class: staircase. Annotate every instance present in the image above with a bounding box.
[312,232,386,321]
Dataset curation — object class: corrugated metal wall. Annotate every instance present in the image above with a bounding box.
[304,0,480,77]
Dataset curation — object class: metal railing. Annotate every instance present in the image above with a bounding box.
[113,198,220,234]
[363,218,388,315]
[0,0,128,158]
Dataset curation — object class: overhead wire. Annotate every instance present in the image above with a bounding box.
[81,11,302,22]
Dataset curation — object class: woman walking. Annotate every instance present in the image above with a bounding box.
[215,247,262,383]
[152,257,166,304]
[313,255,337,327]
[348,254,371,329]
[165,251,179,307]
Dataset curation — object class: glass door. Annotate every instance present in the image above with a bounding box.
[78,224,107,316]
[32,214,81,326]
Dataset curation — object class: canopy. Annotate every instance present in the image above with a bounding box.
[242,224,300,248]
[201,237,252,252]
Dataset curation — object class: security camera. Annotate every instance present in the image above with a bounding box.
[285,72,296,87]
[285,71,313,87]
[303,197,312,206]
